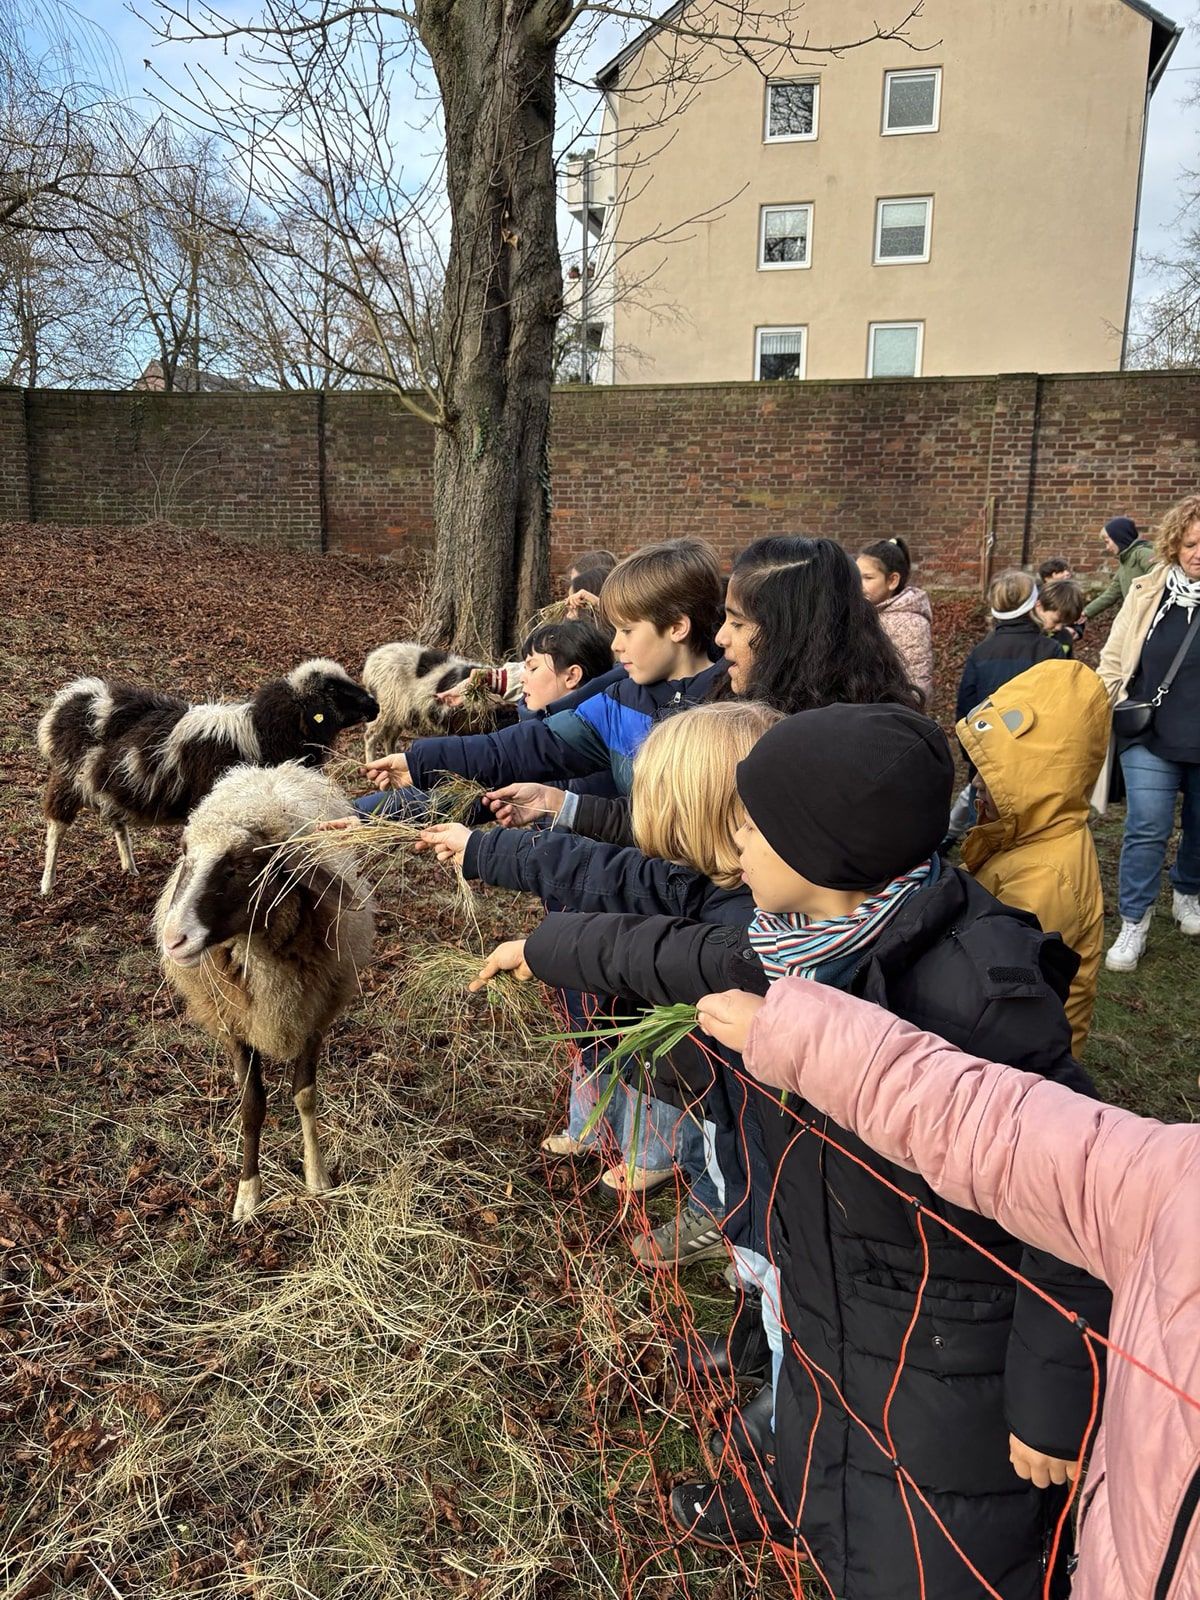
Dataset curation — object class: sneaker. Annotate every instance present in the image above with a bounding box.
[668,1465,793,1549]
[539,1131,593,1158]
[599,1164,674,1197]
[1173,891,1200,937]
[1105,911,1152,972]
[631,1210,727,1269]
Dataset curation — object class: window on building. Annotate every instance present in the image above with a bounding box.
[882,68,941,134]
[759,204,812,269]
[868,321,923,377]
[875,197,932,263]
[756,327,807,381]
[765,79,819,141]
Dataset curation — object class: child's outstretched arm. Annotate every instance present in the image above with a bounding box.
[740,977,1186,1291]
[403,703,613,792]
[524,912,766,1009]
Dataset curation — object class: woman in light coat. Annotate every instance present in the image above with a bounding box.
[698,976,1200,1600]
[1097,494,1200,973]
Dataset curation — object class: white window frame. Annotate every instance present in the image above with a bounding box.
[764,78,820,143]
[758,203,813,271]
[867,321,924,378]
[881,67,942,135]
[874,196,932,265]
[755,326,808,381]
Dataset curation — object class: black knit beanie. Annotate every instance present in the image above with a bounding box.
[735,704,955,890]
[1104,516,1139,552]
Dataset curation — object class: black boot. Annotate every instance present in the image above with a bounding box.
[669,1459,794,1549]
[672,1292,769,1387]
[709,1377,774,1464]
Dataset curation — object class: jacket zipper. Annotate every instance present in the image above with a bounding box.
[1154,1464,1200,1600]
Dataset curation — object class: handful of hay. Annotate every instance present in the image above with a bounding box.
[392,943,547,1049]
[454,670,503,732]
[257,775,488,905]
[519,590,603,638]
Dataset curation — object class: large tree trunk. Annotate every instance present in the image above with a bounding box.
[420,0,565,658]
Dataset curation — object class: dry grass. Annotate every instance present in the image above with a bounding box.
[387,944,547,1054]
[4,1077,659,1600]
[518,593,602,639]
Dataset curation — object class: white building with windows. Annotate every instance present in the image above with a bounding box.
[568,0,1179,383]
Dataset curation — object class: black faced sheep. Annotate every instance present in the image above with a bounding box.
[155,762,375,1221]
[361,642,484,759]
[38,658,378,895]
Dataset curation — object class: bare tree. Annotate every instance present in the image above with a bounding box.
[0,226,126,384]
[145,0,921,653]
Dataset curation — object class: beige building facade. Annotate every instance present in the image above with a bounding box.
[568,0,1180,384]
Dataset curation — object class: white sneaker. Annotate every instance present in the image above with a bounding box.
[1173,891,1200,937]
[1105,912,1153,972]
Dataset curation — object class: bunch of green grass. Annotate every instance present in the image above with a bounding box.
[542,1004,701,1162]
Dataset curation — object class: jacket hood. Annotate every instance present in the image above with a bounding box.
[957,660,1110,857]
[879,586,932,621]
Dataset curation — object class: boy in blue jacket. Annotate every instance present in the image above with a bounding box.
[360,538,726,802]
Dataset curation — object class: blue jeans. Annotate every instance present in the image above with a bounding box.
[606,1083,723,1218]
[354,786,432,820]
[1117,745,1200,920]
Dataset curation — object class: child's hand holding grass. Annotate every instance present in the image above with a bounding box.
[483,782,565,827]
[470,940,533,989]
[417,821,471,866]
[436,667,491,709]
[697,989,766,1054]
[362,753,411,790]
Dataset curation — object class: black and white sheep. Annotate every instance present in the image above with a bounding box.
[155,762,375,1221]
[38,658,378,895]
[361,642,483,759]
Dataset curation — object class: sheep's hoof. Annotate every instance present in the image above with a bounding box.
[304,1161,335,1197]
[232,1176,262,1222]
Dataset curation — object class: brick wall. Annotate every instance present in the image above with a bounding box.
[3,372,1198,582]
[0,388,30,520]
[24,390,323,550]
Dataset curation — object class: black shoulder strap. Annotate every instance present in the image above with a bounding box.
[1153,608,1200,705]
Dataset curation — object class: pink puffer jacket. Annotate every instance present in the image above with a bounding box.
[744,979,1200,1600]
[877,585,934,702]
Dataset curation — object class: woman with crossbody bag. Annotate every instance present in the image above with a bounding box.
[1099,494,1200,972]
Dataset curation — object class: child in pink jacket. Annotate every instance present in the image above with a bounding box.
[699,978,1200,1600]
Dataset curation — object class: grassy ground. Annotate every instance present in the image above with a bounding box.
[1,527,1195,1600]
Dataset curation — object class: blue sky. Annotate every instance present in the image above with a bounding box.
[42,0,1200,325]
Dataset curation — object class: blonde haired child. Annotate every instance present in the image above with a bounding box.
[425,701,780,1264]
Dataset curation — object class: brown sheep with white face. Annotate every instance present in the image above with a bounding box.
[156,762,375,1221]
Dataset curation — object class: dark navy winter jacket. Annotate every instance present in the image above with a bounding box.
[405,661,727,794]
[462,824,751,924]
[955,617,1064,722]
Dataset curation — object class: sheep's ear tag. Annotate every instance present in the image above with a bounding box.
[312,712,324,723]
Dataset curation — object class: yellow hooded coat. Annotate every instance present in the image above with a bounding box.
[958,659,1109,1056]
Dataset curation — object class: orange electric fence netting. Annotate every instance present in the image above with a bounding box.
[541,1019,1198,1600]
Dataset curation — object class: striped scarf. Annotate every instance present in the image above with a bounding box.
[748,859,934,983]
